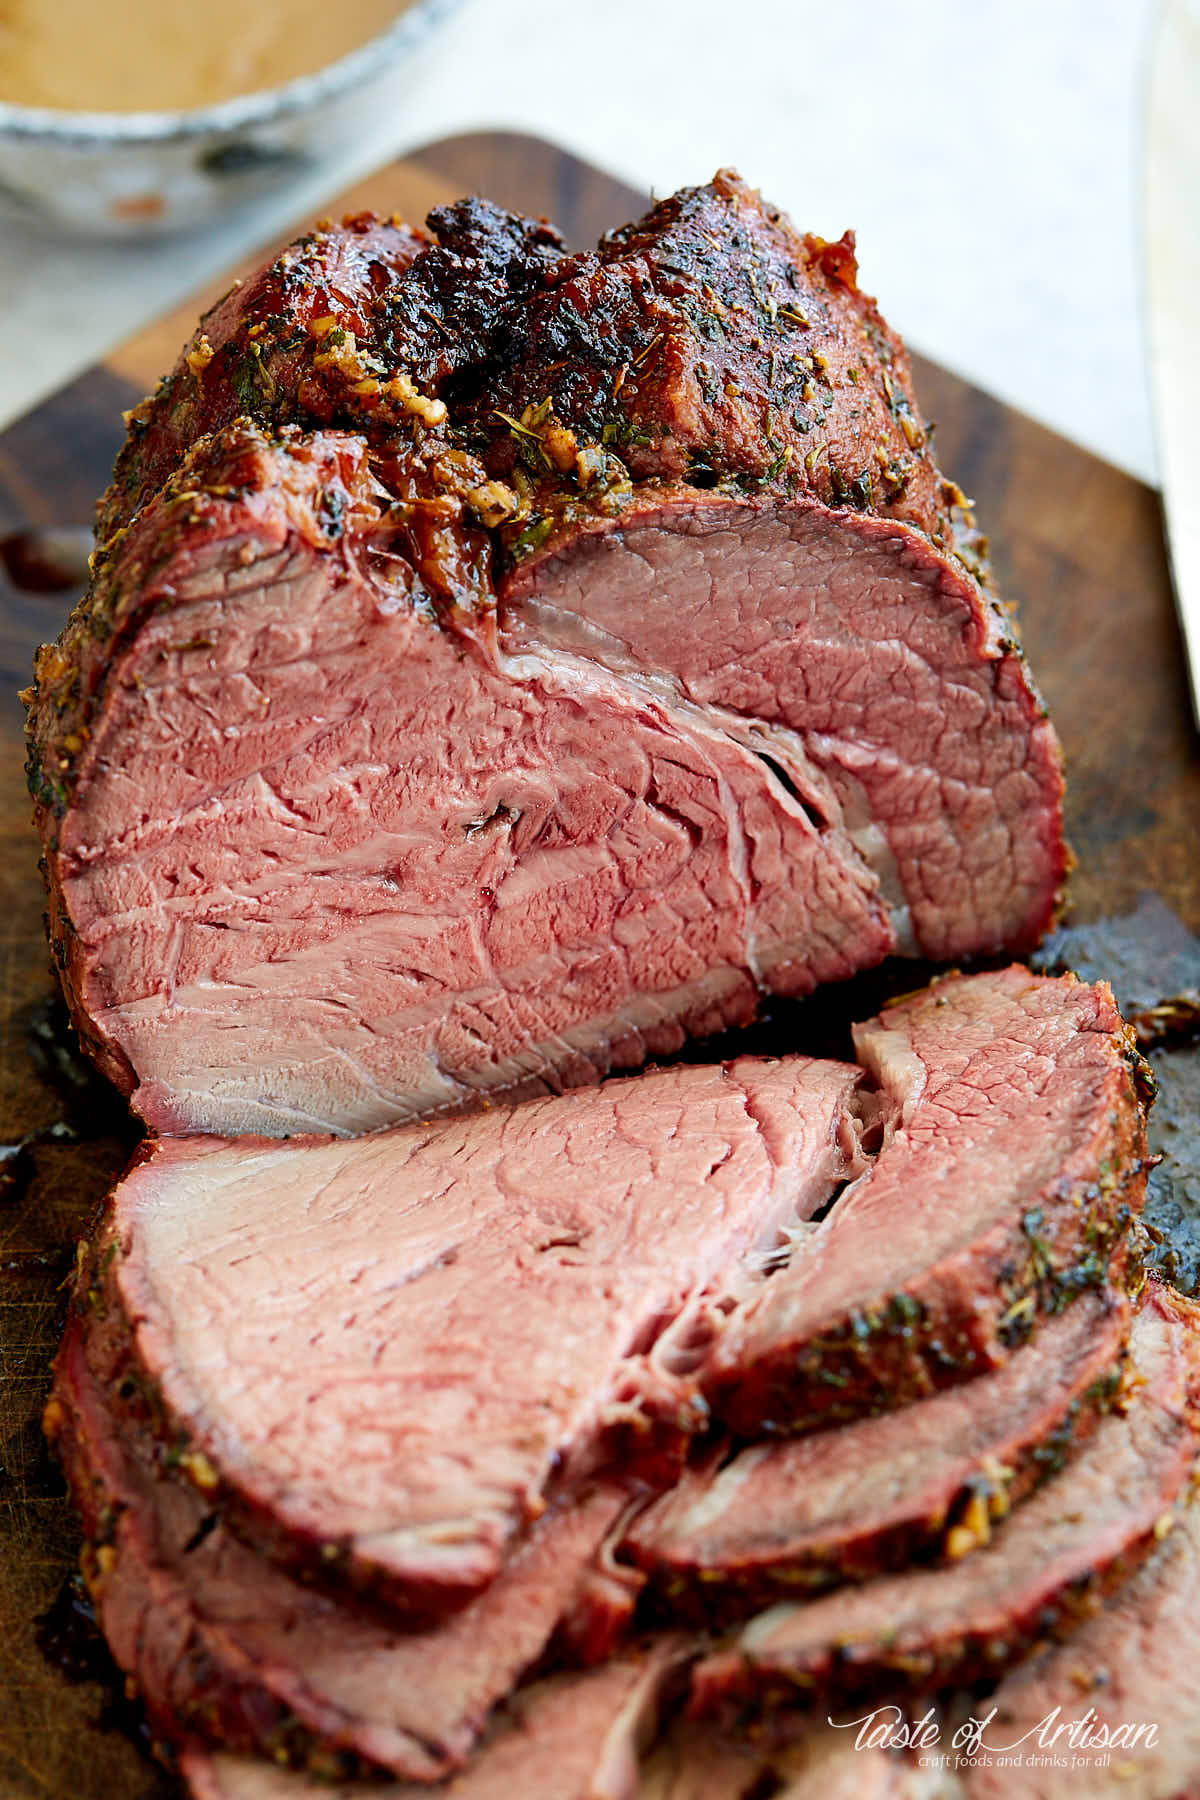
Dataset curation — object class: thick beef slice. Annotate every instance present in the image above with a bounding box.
[689,1285,1200,1724]
[965,1463,1200,1799]
[624,1286,1130,1623]
[30,422,896,1138]
[49,1314,629,1779]
[502,491,1064,965]
[178,1645,683,1800]
[87,1053,865,1613]
[702,969,1149,1432]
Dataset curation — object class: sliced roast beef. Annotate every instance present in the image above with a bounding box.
[85,1053,865,1615]
[688,1284,1199,1726]
[624,1285,1130,1624]
[178,1643,684,1800]
[29,177,1067,1138]
[698,968,1149,1433]
[78,971,1145,1624]
[965,1434,1200,1800]
[48,1309,634,1779]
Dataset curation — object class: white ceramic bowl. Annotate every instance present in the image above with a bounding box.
[0,0,462,237]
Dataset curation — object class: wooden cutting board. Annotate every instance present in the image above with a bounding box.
[0,131,1196,1800]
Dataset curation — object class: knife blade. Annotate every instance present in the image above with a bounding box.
[1147,0,1200,728]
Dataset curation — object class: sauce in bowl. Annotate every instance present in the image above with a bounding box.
[0,0,411,112]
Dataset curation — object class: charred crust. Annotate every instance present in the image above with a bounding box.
[474,171,945,548]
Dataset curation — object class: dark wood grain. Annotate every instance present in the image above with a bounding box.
[0,131,1194,1800]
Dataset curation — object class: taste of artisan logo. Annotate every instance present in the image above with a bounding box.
[829,1702,1160,1771]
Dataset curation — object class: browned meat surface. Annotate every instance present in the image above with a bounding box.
[688,1284,1200,1724]
[371,196,564,400]
[483,170,950,537]
[699,968,1149,1432]
[98,212,428,542]
[27,176,1067,1138]
[84,1055,865,1614]
[623,1286,1130,1623]
[97,198,567,548]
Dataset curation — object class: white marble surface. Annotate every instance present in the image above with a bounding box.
[0,0,1163,483]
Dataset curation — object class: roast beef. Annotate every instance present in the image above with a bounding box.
[697,967,1149,1431]
[27,175,1067,1138]
[177,1642,684,1800]
[84,1054,867,1614]
[29,421,895,1137]
[48,1310,632,1779]
[79,972,1145,1626]
[99,211,428,543]
[688,1284,1200,1726]
[97,198,568,545]
[623,1286,1130,1624]
[964,1439,1200,1799]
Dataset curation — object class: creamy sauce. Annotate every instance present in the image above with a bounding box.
[0,0,412,112]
